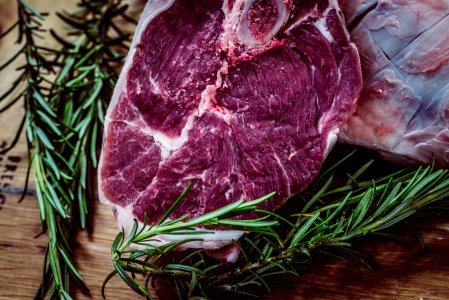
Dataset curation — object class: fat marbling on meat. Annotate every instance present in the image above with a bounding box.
[98,0,362,260]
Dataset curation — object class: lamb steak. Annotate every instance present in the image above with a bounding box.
[98,0,362,255]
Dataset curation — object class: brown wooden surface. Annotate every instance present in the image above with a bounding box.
[1,1,449,299]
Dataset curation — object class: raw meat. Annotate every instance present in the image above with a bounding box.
[339,0,449,165]
[340,0,376,24]
[98,0,362,259]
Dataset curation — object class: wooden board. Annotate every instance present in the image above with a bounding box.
[1,1,449,299]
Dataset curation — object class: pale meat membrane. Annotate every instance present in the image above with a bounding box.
[339,0,449,165]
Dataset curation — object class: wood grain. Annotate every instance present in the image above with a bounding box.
[1,1,449,299]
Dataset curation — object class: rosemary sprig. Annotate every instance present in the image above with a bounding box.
[1,2,84,298]
[47,0,133,230]
[0,1,133,299]
[104,153,449,299]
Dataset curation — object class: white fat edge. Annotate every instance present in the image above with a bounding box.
[317,107,328,134]
[98,0,175,206]
[236,0,288,46]
[220,0,246,53]
[197,85,215,116]
[318,82,354,147]
[115,203,147,238]
[324,128,339,157]
[198,60,229,116]
[160,230,244,243]
[317,48,356,135]
[97,148,108,204]
[223,245,240,262]
[198,60,233,123]
[197,62,227,118]
[314,6,334,44]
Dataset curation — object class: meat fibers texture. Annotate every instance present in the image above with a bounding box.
[98,0,362,254]
[339,0,449,165]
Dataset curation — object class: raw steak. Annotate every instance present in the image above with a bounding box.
[339,0,449,165]
[98,0,362,257]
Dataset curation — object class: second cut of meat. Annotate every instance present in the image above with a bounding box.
[340,0,449,165]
